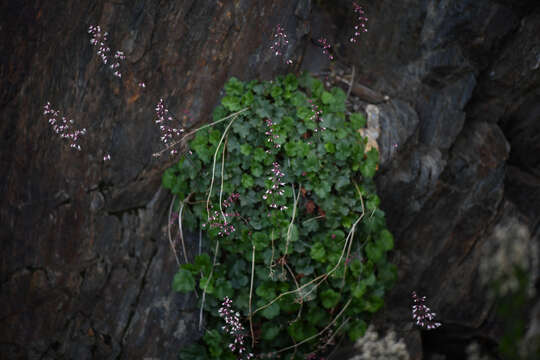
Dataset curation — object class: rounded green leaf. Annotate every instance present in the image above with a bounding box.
[320,289,340,309]
[365,242,383,262]
[261,322,281,340]
[261,302,280,319]
[172,269,196,293]
[310,242,326,262]
[348,320,367,341]
[240,143,252,156]
[321,91,334,104]
[378,229,394,251]
[241,173,254,188]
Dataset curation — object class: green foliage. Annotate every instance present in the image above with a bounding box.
[496,268,539,360]
[164,73,396,359]
[172,269,196,293]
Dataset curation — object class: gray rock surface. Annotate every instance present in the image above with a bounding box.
[1,0,540,359]
[0,1,310,359]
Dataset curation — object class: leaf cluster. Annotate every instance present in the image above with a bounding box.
[162,73,397,359]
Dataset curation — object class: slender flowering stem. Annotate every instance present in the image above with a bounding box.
[412,291,442,330]
[155,99,186,155]
[152,108,248,158]
[318,38,334,60]
[350,2,368,43]
[88,25,124,78]
[270,24,293,65]
[263,162,287,211]
[308,99,326,133]
[88,25,147,86]
[43,102,87,151]
[264,118,281,151]
[202,193,240,237]
[218,297,254,359]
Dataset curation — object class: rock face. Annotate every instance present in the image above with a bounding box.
[0,1,311,359]
[333,0,540,357]
[1,1,539,359]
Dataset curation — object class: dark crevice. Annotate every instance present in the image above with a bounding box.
[422,323,502,360]
[115,245,157,360]
[0,265,50,290]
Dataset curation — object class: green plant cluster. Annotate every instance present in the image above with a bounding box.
[162,72,397,359]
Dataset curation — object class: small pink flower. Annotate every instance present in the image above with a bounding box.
[263,162,287,211]
[155,99,186,156]
[89,25,126,78]
[218,297,253,359]
[350,2,368,43]
[412,291,442,330]
[43,102,86,151]
[205,194,240,237]
[318,38,334,60]
[270,24,293,65]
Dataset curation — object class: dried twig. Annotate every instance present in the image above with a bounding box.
[275,299,352,353]
[167,195,180,266]
[206,117,236,220]
[178,193,193,264]
[284,183,301,256]
[253,212,364,316]
[199,239,220,330]
[346,65,355,101]
[218,137,228,223]
[249,244,256,348]
[284,262,303,324]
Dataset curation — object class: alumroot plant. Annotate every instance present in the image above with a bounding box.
[167,74,396,359]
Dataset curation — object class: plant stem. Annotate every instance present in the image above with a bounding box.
[275,299,352,353]
[253,212,364,316]
[167,195,180,266]
[249,244,256,348]
[153,108,248,157]
[199,239,220,330]
[178,192,193,264]
[206,117,237,220]
[284,183,301,257]
[218,137,228,223]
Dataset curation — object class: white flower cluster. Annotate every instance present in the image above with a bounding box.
[43,102,86,151]
[479,217,538,298]
[88,25,125,78]
[218,297,253,359]
[270,24,292,65]
[155,99,184,155]
[351,326,410,360]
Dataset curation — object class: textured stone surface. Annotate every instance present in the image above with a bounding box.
[2,0,540,359]
[329,0,540,358]
[0,1,310,359]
